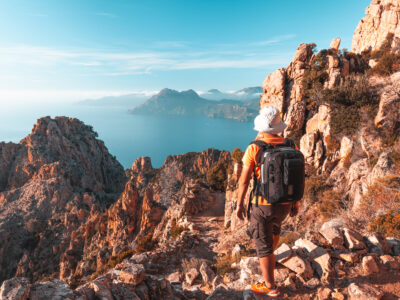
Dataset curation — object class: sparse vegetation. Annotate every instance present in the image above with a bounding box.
[170,224,188,240]
[107,249,134,268]
[135,230,158,253]
[25,218,47,234]
[368,210,400,238]
[278,232,301,248]
[317,190,348,220]
[206,160,229,191]
[304,174,329,205]
[214,253,235,276]
[231,148,244,164]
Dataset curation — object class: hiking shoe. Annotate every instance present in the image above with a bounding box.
[251,282,280,297]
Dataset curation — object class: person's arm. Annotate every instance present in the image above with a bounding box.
[236,165,252,221]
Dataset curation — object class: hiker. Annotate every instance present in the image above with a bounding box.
[236,106,304,297]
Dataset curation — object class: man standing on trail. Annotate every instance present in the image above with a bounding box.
[236,106,301,298]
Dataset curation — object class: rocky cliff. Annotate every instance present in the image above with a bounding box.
[0,116,126,284]
[353,0,400,53]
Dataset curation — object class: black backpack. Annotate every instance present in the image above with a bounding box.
[250,139,305,205]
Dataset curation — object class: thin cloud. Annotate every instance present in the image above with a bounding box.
[251,34,296,46]
[0,44,292,77]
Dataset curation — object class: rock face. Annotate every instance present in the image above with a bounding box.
[352,0,400,53]
[0,116,126,284]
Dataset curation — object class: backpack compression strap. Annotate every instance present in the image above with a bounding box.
[248,140,273,207]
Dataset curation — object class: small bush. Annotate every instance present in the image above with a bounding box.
[25,218,47,234]
[231,148,244,164]
[317,190,347,220]
[108,249,134,268]
[215,253,235,276]
[368,210,400,238]
[135,231,158,253]
[278,232,301,248]
[304,175,328,204]
[170,224,188,240]
[206,160,229,191]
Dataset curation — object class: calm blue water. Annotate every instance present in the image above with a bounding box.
[0,102,255,168]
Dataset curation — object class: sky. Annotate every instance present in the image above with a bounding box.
[0,0,371,103]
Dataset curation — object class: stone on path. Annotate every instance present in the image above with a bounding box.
[362,255,380,275]
[348,283,384,300]
[0,277,31,300]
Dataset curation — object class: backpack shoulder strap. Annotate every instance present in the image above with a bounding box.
[284,138,296,149]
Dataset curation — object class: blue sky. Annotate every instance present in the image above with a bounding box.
[0,0,370,102]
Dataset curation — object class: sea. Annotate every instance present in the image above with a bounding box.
[0,102,255,169]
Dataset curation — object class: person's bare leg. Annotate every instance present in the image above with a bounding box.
[259,235,280,289]
[273,234,280,250]
[259,254,275,289]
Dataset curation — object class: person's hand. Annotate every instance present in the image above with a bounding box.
[236,204,246,221]
[290,201,300,217]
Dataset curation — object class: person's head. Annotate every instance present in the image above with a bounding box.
[254,106,287,135]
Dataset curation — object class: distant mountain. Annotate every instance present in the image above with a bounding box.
[78,93,154,107]
[129,88,257,122]
[200,86,262,101]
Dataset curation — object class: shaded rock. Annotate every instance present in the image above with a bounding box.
[274,243,292,263]
[365,232,390,255]
[380,255,400,270]
[317,286,332,300]
[362,255,380,275]
[305,277,320,289]
[166,271,182,284]
[294,239,332,279]
[205,284,235,300]
[0,277,31,300]
[343,228,367,250]
[185,268,199,286]
[200,262,215,284]
[348,282,384,300]
[320,220,345,250]
[335,252,359,263]
[280,250,313,280]
[211,275,223,290]
[29,279,74,300]
[387,237,400,256]
[119,264,145,286]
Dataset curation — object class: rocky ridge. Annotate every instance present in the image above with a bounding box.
[352,0,400,53]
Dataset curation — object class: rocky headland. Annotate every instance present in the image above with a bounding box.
[1,0,400,299]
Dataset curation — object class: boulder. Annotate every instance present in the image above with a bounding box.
[294,239,332,279]
[274,243,292,263]
[280,251,314,280]
[300,131,318,159]
[343,228,367,250]
[0,277,31,300]
[317,286,333,300]
[380,255,400,270]
[320,220,345,250]
[166,271,181,284]
[185,268,200,286]
[199,262,215,284]
[119,264,145,286]
[348,282,384,300]
[330,38,341,51]
[365,232,391,255]
[362,255,380,275]
[387,237,400,256]
[29,279,74,300]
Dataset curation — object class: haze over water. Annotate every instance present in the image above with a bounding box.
[1,102,254,168]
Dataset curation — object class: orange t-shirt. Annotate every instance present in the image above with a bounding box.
[242,133,296,205]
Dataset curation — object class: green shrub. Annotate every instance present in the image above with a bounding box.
[170,224,188,240]
[108,249,134,267]
[231,148,244,164]
[135,231,158,253]
[323,75,378,136]
[215,253,235,276]
[206,160,229,191]
[318,190,347,220]
[368,210,400,238]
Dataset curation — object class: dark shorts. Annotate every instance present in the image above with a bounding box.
[249,204,291,258]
